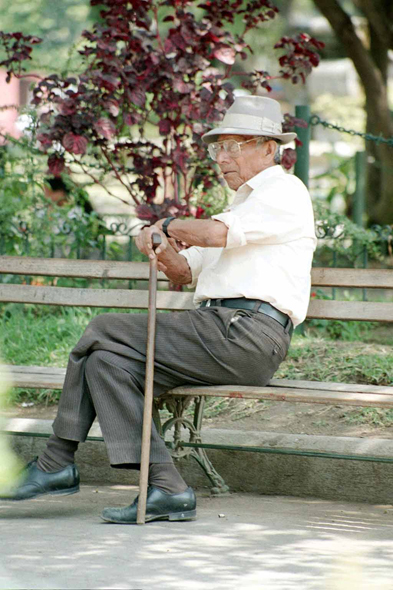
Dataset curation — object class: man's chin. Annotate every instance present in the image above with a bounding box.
[223,172,240,190]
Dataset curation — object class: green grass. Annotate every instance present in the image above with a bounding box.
[275,333,393,386]
[343,407,393,427]
[0,304,146,404]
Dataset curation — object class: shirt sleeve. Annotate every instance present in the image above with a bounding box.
[212,177,314,249]
[178,246,204,288]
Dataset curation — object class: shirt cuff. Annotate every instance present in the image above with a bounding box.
[211,212,247,249]
[178,248,202,289]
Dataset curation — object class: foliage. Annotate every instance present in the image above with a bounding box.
[306,317,376,343]
[0,0,95,74]
[311,152,356,219]
[0,0,324,224]
[0,120,114,260]
[313,201,388,267]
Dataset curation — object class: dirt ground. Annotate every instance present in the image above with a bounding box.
[204,399,393,439]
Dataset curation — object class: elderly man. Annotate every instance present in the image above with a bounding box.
[2,96,316,523]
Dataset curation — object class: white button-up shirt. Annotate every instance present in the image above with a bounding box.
[179,165,317,327]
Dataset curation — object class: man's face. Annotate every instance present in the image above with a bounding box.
[215,134,276,191]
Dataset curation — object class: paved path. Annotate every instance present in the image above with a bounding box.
[1,486,393,590]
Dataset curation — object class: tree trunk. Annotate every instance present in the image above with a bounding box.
[365,10,392,225]
[312,0,393,225]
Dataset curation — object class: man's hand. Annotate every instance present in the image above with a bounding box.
[135,223,193,285]
[134,226,169,272]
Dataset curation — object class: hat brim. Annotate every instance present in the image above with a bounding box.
[202,127,297,145]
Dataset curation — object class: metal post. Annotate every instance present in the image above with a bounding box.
[76,235,81,260]
[362,246,368,301]
[128,237,133,289]
[294,105,311,188]
[101,237,107,288]
[353,151,366,227]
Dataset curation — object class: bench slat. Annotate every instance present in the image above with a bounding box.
[5,374,65,389]
[5,363,393,406]
[2,365,67,376]
[0,256,168,281]
[1,258,392,289]
[307,299,393,322]
[169,384,393,408]
[270,378,393,395]
[0,284,194,310]
[2,284,391,322]
[4,366,391,396]
[311,268,393,289]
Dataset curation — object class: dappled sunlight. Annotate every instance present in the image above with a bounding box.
[1,490,393,589]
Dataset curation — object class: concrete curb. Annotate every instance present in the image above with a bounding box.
[4,418,393,504]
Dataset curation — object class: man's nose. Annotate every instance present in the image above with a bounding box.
[216,147,230,165]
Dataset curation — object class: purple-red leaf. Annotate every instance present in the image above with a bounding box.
[124,112,141,126]
[94,117,116,140]
[105,99,120,117]
[135,204,156,222]
[62,133,88,155]
[281,148,297,170]
[48,154,65,176]
[173,78,191,93]
[37,133,53,149]
[129,88,146,108]
[159,119,172,135]
[214,46,236,65]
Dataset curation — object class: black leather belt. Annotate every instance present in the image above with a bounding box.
[200,297,293,336]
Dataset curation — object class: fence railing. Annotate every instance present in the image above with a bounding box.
[0,214,145,262]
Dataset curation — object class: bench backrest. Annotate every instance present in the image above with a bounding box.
[0,256,392,322]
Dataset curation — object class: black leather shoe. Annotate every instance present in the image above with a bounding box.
[0,459,80,501]
[101,485,197,524]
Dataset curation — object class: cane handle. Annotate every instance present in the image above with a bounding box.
[152,233,162,250]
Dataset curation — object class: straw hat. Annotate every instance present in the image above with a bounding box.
[202,96,296,145]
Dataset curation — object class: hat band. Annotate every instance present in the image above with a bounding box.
[222,113,282,135]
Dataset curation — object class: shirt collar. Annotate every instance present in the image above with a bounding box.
[246,165,285,190]
[228,165,284,208]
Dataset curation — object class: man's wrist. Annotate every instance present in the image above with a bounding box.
[162,216,176,238]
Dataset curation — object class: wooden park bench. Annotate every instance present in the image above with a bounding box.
[1,255,393,494]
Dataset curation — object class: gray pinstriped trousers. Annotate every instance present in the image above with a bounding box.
[53,307,290,466]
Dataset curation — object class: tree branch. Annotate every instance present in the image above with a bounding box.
[100,146,141,207]
[353,0,393,49]
[70,157,133,208]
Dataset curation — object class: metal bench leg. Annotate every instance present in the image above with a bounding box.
[189,396,229,495]
[160,396,230,495]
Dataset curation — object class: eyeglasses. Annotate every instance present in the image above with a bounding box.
[208,138,259,161]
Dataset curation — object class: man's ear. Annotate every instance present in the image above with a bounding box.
[263,140,277,161]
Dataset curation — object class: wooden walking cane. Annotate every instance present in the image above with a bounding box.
[137,232,162,525]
